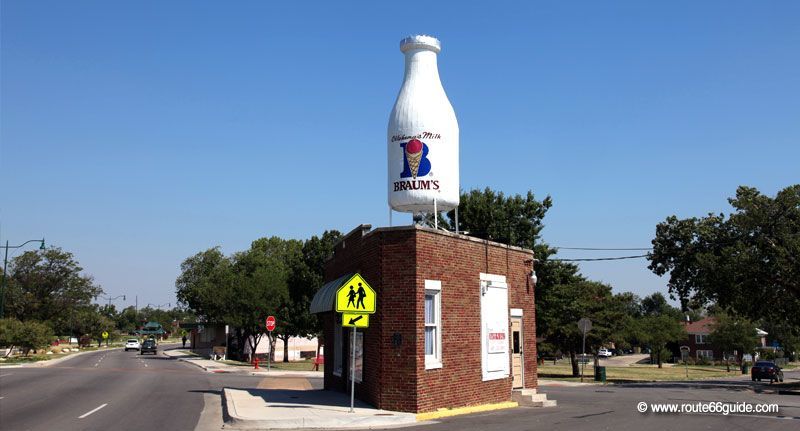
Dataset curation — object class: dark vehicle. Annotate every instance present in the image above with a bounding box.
[140,339,157,355]
[751,361,784,383]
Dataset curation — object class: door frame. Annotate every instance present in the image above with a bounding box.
[510,309,524,388]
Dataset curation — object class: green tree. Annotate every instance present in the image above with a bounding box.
[648,185,800,324]
[4,247,103,334]
[637,314,686,368]
[537,281,629,376]
[278,230,341,361]
[2,320,54,356]
[0,318,23,356]
[176,239,292,360]
[708,312,758,371]
[115,306,139,333]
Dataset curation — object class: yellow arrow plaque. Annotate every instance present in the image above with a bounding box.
[342,313,369,328]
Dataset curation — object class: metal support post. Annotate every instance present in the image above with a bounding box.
[350,327,356,413]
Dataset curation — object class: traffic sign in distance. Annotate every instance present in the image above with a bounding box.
[336,273,376,314]
[101,331,109,339]
[577,318,592,333]
[342,313,369,328]
[266,316,276,332]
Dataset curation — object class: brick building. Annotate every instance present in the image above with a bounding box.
[310,224,539,413]
[681,317,768,361]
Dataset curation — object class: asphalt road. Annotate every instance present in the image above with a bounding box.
[400,371,800,431]
[0,345,208,430]
[2,348,798,431]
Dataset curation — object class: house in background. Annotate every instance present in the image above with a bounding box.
[680,317,768,361]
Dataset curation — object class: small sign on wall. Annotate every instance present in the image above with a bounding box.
[487,330,507,353]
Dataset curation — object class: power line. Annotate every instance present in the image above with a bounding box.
[549,254,649,262]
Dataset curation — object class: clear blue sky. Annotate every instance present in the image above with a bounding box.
[2,1,798,309]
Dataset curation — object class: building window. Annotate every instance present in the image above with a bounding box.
[333,314,343,376]
[697,350,713,359]
[695,334,708,345]
[424,280,442,369]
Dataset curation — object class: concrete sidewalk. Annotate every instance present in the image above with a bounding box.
[223,387,417,429]
[161,348,323,377]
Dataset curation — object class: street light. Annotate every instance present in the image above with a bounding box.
[97,294,126,308]
[0,238,46,318]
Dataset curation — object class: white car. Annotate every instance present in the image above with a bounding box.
[598,348,613,358]
[125,339,141,351]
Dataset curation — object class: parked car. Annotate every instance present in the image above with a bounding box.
[752,361,784,383]
[140,339,157,355]
[124,339,141,351]
[598,348,613,358]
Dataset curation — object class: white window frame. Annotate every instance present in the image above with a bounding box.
[333,314,343,376]
[696,350,713,359]
[695,334,708,345]
[424,280,443,370]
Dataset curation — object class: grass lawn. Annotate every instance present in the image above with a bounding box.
[538,362,738,382]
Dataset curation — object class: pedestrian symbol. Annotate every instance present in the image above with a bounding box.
[336,273,376,314]
[102,331,109,339]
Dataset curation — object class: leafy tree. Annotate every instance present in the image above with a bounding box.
[424,187,552,250]
[636,314,686,368]
[708,312,758,371]
[4,247,103,332]
[537,281,629,376]
[648,185,800,324]
[0,319,54,356]
[278,230,341,361]
[0,318,23,356]
[176,238,292,361]
[115,306,139,333]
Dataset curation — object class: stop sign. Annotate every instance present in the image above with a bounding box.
[266,316,276,332]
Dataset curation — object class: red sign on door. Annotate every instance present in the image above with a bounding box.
[266,316,276,332]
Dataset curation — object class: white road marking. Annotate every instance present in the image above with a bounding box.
[0,396,5,399]
[0,374,11,377]
[78,403,108,419]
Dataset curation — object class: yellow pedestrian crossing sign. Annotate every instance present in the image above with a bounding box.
[102,331,109,339]
[342,313,369,328]
[336,273,376,314]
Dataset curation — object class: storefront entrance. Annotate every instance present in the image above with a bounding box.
[511,315,523,388]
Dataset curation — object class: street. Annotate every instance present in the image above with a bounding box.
[404,372,800,431]
[0,344,266,431]
[2,347,798,431]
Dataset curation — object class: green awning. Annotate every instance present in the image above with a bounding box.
[310,273,354,314]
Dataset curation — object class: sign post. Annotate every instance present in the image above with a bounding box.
[266,316,276,372]
[577,318,592,383]
[335,273,376,413]
[680,345,690,378]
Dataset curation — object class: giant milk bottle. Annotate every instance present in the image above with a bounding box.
[387,35,460,216]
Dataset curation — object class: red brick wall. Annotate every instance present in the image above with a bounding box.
[320,225,537,413]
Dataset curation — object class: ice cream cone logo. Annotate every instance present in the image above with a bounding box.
[406,139,423,178]
[400,139,431,179]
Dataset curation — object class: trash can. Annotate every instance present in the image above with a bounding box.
[741,364,750,375]
[594,366,607,383]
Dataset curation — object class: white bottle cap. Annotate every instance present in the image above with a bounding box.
[400,35,441,53]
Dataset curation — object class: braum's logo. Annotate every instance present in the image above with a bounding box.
[400,139,431,179]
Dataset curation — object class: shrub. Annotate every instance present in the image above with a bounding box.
[17,321,54,356]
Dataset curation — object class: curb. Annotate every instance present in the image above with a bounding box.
[222,388,418,429]
[415,401,519,421]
